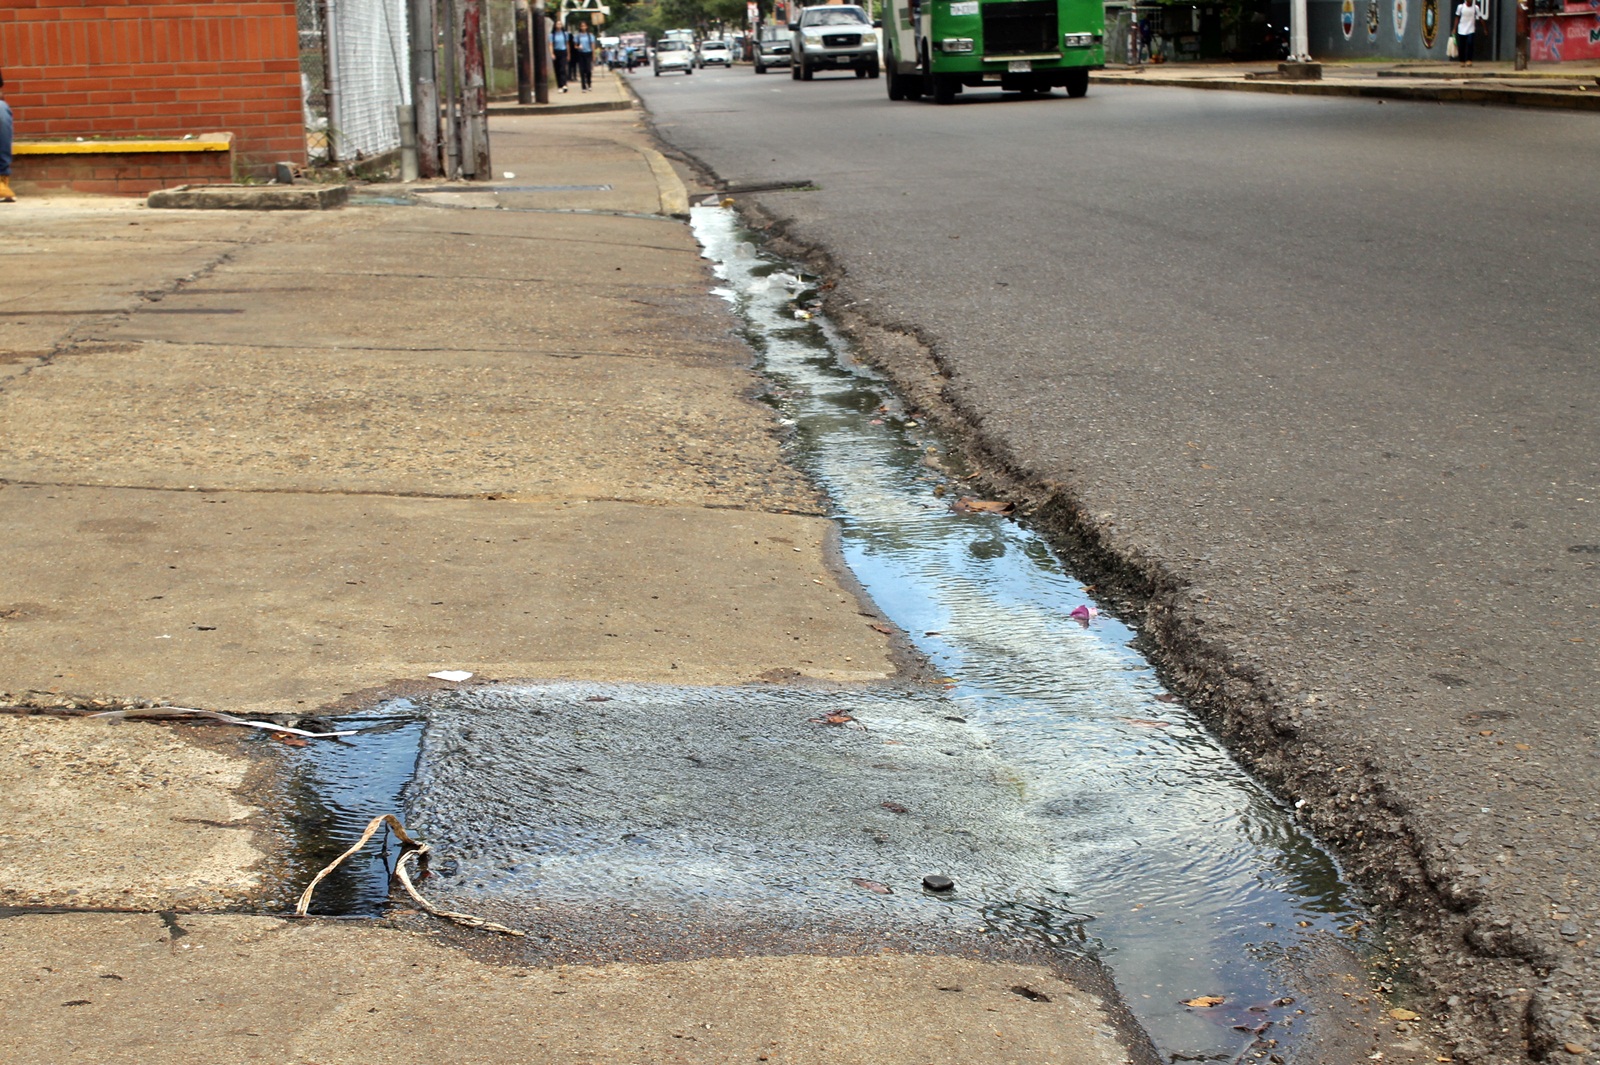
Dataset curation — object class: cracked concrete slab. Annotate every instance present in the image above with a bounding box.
[0,486,888,711]
[1,914,1140,1065]
[0,716,262,910]
[0,341,819,505]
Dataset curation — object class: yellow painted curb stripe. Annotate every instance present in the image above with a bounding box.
[15,140,231,155]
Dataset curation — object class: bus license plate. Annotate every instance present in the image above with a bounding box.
[1008,60,1032,71]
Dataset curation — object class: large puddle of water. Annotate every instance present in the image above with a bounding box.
[394,206,1377,1063]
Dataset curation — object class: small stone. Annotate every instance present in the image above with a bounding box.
[1564,1044,1588,1056]
[1389,1008,1419,1021]
[922,874,955,892]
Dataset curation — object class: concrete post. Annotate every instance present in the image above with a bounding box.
[397,104,419,181]
[410,0,441,178]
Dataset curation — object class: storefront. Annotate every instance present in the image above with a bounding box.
[1530,0,1600,60]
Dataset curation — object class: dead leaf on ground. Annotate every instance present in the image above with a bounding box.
[952,498,1015,515]
[870,623,893,635]
[1183,996,1226,1008]
[881,801,909,814]
[809,711,864,729]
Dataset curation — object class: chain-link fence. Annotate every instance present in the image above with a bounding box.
[297,0,330,160]
[298,0,412,164]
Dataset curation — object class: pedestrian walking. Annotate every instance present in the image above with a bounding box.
[574,22,596,91]
[0,68,15,203]
[1452,0,1486,64]
[551,23,571,92]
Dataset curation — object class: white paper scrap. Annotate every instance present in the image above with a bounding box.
[428,670,474,682]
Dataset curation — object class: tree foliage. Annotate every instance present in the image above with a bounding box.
[612,0,765,35]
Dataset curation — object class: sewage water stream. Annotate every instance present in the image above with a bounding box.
[396,206,1381,1064]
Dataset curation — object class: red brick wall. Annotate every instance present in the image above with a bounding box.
[0,1,306,176]
[15,146,235,195]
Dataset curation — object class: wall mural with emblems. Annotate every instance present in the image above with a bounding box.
[1310,0,1481,56]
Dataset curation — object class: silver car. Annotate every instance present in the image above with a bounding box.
[790,4,880,80]
[653,38,695,75]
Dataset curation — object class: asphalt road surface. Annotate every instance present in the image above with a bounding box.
[630,66,1600,1063]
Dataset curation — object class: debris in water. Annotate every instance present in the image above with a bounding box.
[849,878,893,894]
[295,813,525,937]
[951,498,1015,515]
[85,706,359,738]
[1183,996,1226,1008]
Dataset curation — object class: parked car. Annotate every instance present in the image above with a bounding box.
[653,38,695,76]
[752,26,792,73]
[790,3,879,80]
[698,39,734,67]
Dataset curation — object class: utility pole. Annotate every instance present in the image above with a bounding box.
[410,0,441,177]
[1514,0,1530,69]
[533,0,550,104]
[515,0,534,103]
[461,0,492,179]
[1289,0,1310,61]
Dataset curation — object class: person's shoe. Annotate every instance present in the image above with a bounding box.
[0,177,14,203]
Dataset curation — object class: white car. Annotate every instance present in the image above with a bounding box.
[653,38,694,75]
[698,39,734,67]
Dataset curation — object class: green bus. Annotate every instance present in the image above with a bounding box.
[882,0,1105,103]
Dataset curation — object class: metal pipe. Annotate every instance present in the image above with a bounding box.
[1290,0,1309,61]
[318,0,339,163]
[441,0,460,180]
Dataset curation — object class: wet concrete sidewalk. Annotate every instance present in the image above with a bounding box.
[1096,59,1600,110]
[0,79,1149,1063]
